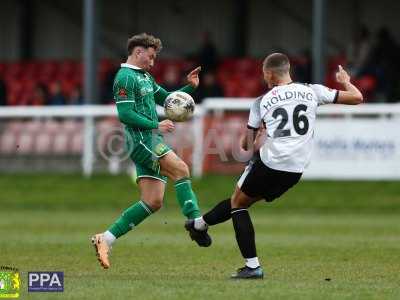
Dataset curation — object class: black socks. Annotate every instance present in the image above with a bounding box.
[231,208,257,259]
[203,198,231,225]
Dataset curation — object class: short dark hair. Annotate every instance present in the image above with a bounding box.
[127,33,162,55]
[263,53,290,76]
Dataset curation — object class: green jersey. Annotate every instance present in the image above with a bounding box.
[113,63,194,138]
[113,63,195,179]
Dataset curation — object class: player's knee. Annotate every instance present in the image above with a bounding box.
[172,161,190,180]
[231,194,249,209]
[143,197,163,212]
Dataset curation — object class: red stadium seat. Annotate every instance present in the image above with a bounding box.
[60,79,76,97]
[2,55,381,105]
[354,75,377,101]
[6,81,23,105]
[6,62,23,79]
[223,79,241,97]
[57,61,77,81]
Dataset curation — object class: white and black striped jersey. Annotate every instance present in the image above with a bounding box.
[254,83,338,173]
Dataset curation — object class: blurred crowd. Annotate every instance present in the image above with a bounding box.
[0,26,399,106]
[345,26,400,102]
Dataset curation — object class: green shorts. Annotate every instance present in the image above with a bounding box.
[128,133,171,183]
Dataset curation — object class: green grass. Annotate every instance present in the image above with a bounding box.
[0,174,399,299]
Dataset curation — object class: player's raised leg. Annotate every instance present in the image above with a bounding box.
[191,198,232,232]
[159,151,212,247]
[188,159,259,238]
[91,178,165,269]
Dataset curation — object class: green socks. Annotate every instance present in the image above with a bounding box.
[174,177,201,219]
[108,200,153,238]
[107,178,200,239]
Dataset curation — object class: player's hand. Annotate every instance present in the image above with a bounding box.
[158,120,175,133]
[336,65,351,85]
[187,66,202,88]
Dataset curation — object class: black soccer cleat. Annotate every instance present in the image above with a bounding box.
[230,266,264,280]
[184,219,212,247]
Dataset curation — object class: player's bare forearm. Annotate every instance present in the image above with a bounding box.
[336,65,363,105]
[241,126,267,151]
[240,129,256,151]
[337,83,363,105]
[253,127,266,151]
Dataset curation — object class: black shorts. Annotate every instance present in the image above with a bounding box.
[237,158,302,202]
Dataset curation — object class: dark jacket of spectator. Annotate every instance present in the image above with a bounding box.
[68,87,83,105]
[197,32,219,72]
[194,71,223,103]
[48,82,66,105]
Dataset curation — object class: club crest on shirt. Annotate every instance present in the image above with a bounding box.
[118,88,127,98]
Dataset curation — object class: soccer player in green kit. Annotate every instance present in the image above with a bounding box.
[91,33,211,269]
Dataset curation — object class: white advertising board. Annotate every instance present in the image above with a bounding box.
[304,118,400,179]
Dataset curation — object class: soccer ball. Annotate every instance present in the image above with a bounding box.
[164,91,195,122]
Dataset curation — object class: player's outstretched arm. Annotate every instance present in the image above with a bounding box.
[153,67,201,106]
[336,65,363,105]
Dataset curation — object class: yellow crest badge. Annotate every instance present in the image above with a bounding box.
[0,268,20,298]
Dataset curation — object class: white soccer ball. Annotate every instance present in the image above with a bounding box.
[164,91,195,122]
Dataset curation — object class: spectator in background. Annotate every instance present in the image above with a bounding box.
[347,25,372,76]
[193,71,223,103]
[363,27,400,101]
[0,77,6,105]
[30,84,48,106]
[67,86,83,105]
[48,81,66,105]
[162,66,181,91]
[197,32,219,72]
[292,50,312,83]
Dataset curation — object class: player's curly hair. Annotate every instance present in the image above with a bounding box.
[127,33,163,55]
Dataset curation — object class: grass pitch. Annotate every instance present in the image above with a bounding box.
[0,175,399,299]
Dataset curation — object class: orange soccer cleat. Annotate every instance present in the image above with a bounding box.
[91,234,111,269]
